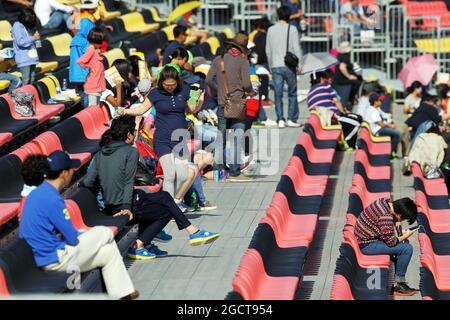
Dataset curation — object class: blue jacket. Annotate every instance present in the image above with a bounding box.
[19,181,79,267]
[69,18,95,83]
[11,22,39,68]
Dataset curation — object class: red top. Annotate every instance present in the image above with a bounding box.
[355,198,398,247]
[77,45,106,94]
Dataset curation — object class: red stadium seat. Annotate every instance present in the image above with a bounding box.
[343,228,390,268]
[0,133,13,147]
[358,126,391,155]
[232,249,299,300]
[419,233,450,291]
[73,107,109,140]
[287,156,329,186]
[11,142,43,162]
[0,203,20,226]
[330,274,355,300]
[415,192,450,233]
[0,269,9,296]
[306,113,341,141]
[412,162,447,196]
[354,149,390,180]
[65,200,118,235]
[282,165,327,196]
[297,133,336,163]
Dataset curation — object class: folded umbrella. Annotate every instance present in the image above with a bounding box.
[299,52,338,75]
[398,54,438,89]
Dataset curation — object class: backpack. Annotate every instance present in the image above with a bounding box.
[10,92,35,117]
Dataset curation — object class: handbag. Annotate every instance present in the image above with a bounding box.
[246,98,260,118]
[220,58,246,120]
[10,92,35,117]
[284,24,299,70]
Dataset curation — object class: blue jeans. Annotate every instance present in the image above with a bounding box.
[19,65,36,85]
[410,120,434,150]
[361,241,413,281]
[272,66,299,122]
[257,103,268,121]
[195,124,218,146]
[44,11,73,30]
[216,105,246,176]
[378,127,400,153]
[192,173,206,203]
[0,72,21,92]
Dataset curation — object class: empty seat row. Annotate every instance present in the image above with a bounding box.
[227,111,341,300]
[331,122,393,300]
[412,162,450,299]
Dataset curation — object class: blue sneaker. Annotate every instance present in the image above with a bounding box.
[176,200,188,213]
[145,243,168,257]
[189,229,220,246]
[154,230,172,243]
[127,247,156,260]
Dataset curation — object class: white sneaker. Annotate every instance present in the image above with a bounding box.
[262,119,278,127]
[278,120,286,128]
[287,120,301,128]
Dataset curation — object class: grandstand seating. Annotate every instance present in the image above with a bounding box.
[331,122,393,300]
[227,111,341,300]
[412,162,450,299]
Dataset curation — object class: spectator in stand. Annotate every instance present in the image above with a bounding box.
[266,6,302,128]
[163,25,192,71]
[406,94,450,148]
[0,58,21,92]
[307,69,361,149]
[173,9,208,43]
[339,0,371,37]
[355,197,418,296]
[333,41,362,110]
[82,116,220,258]
[119,66,205,211]
[252,18,277,127]
[19,150,139,300]
[34,0,74,32]
[284,0,303,30]
[69,0,99,107]
[101,59,133,117]
[3,0,32,12]
[404,81,423,116]
[364,93,401,159]
[11,9,40,85]
[206,33,256,181]
[77,28,106,106]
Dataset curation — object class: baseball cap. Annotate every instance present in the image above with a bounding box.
[47,151,81,172]
[369,93,385,105]
[137,78,152,94]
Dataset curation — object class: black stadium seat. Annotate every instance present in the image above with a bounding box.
[0,97,38,138]
[0,154,23,203]
[50,118,100,155]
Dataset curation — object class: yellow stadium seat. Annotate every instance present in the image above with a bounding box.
[0,80,11,91]
[415,37,450,53]
[149,7,167,22]
[223,27,234,40]
[47,33,72,57]
[39,77,58,97]
[0,21,13,42]
[206,37,221,55]
[103,48,126,68]
[57,0,79,5]
[360,122,391,143]
[37,62,59,74]
[162,25,176,41]
[99,0,121,20]
[120,12,160,34]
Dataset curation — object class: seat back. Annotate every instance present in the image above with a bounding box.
[206,37,221,55]
[0,154,23,202]
[46,33,72,57]
[0,20,12,42]
[11,142,43,162]
[32,131,62,155]
[103,48,126,69]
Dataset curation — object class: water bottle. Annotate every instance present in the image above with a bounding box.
[35,39,42,49]
[214,170,219,182]
[62,78,67,91]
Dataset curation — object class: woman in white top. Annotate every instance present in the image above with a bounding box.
[404,81,422,115]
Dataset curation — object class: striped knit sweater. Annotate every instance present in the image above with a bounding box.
[354,198,398,247]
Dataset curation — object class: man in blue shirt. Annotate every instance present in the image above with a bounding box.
[284,0,302,29]
[19,150,138,299]
[162,25,193,72]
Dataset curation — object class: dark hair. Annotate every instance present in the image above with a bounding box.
[87,27,105,45]
[21,155,50,186]
[277,6,292,22]
[169,47,189,61]
[174,25,188,38]
[100,116,136,147]
[128,55,144,78]
[422,94,440,105]
[310,69,333,85]
[157,65,182,92]
[46,169,64,180]
[113,59,132,82]
[407,81,422,95]
[393,198,417,225]
[256,17,272,31]
[18,9,37,30]
[426,123,442,135]
[438,84,450,100]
